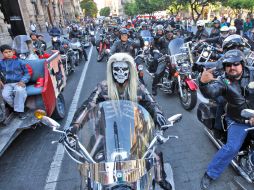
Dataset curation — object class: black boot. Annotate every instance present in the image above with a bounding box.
[200,173,213,190]
[152,87,157,96]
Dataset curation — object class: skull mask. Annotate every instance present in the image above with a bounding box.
[112,62,129,84]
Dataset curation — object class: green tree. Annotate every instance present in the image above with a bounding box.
[80,0,98,18]
[100,7,110,16]
[124,2,137,16]
[223,0,254,14]
[166,0,188,16]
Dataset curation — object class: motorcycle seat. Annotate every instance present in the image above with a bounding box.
[20,59,45,96]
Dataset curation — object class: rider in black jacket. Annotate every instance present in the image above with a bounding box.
[110,28,135,57]
[152,26,175,96]
[69,25,88,61]
[193,20,209,41]
[148,24,164,73]
[209,20,221,38]
[199,49,254,189]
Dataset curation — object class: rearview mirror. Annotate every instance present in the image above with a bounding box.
[168,114,182,124]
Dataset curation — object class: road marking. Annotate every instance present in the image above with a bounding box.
[44,46,93,190]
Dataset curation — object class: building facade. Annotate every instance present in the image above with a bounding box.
[0,0,81,46]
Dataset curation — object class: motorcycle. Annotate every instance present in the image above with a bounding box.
[60,38,77,75]
[69,38,83,63]
[158,38,198,111]
[134,52,145,85]
[191,41,222,63]
[197,94,254,189]
[97,33,110,62]
[35,100,182,190]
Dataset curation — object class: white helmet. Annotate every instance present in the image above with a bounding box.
[229,26,236,32]
[197,20,205,27]
[220,26,229,32]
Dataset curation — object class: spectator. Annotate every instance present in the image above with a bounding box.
[220,17,228,27]
[234,15,243,35]
[0,44,31,119]
[30,21,36,33]
[243,17,253,37]
[45,21,49,32]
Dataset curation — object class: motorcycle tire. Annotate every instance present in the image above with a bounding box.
[180,88,197,111]
[52,93,66,120]
[75,54,79,66]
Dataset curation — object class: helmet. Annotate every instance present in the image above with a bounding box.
[229,26,236,32]
[220,26,229,32]
[222,34,245,52]
[220,26,229,38]
[165,25,174,33]
[197,20,205,27]
[213,20,220,25]
[222,49,245,68]
[155,24,164,32]
[119,28,129,35]
[140,22,147,28]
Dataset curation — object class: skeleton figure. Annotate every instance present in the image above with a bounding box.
[112,62,129,84]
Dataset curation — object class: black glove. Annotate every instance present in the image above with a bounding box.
[155,113,167,128]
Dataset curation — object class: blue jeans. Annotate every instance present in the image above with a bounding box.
[207,116,250,179]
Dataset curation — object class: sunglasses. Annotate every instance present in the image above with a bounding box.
[224,62,241,67]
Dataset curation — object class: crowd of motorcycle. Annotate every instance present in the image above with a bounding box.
[84,18,254,189]
[8,17,254,189]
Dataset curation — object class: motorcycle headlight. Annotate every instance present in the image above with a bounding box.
[19,54,27,59]
[144,41,149,46]
[138,64,144,71]
[180,63,191,73]
[90,31,94,36]
[206,46,211,51]
[202,51,209,57]
[52,37,58,42]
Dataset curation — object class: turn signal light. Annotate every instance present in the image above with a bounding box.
[34,109,47,120]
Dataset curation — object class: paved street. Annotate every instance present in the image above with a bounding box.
[0,44,253,190]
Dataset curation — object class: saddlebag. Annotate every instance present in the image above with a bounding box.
[197,103,216,130]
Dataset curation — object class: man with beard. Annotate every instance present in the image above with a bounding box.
[199,49,254,189]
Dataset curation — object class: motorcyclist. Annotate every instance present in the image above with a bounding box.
[68,52,171,189]
[110,26,120,45]
[229,26,237,35]
[30,33,44,56]
[193,20,209,41]
[199,49,254,189]
[69,25,88,61]
[49,25,61,37]
[209,20,221,38]
[152,26,175,96]
[110,28,135,57]
[148,24,164,73]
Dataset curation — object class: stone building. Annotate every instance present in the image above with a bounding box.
[0,0,81,46]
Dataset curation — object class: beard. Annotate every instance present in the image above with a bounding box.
[226,69,243,80]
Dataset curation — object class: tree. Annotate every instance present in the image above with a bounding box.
[124,2,137,16]
[187,0,220,23]
[166,0,188,16]
[100,7,110,16]
[80,0,98,18]
[223,0,254,15]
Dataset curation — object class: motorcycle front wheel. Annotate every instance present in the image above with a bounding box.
[179,87,197,111]
[97,52,104,62]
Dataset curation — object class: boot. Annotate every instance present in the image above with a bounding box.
[152,86,157,96]
[200,173,213,190]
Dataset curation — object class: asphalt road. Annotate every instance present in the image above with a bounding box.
[0,45,253,190]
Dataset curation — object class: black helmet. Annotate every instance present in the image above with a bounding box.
[213,20,220,25]
[119,28,129,35]
[164,25,174,34]
[222,49,246,68]
[222,34,245,52]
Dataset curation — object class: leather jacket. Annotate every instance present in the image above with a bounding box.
[158,36,173,55]
[72,80,164,126]
[110,40,135,57]
[210,28,220,38]
[199,67,254,123]
[69,30,82,39]
[193,29,209,41]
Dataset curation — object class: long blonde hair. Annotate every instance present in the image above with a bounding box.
[107,53,138,102]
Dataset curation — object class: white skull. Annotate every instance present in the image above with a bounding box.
[112,62,129,84]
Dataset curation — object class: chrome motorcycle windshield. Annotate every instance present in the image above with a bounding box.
[77,100,154,163]
[168,38,184,55]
